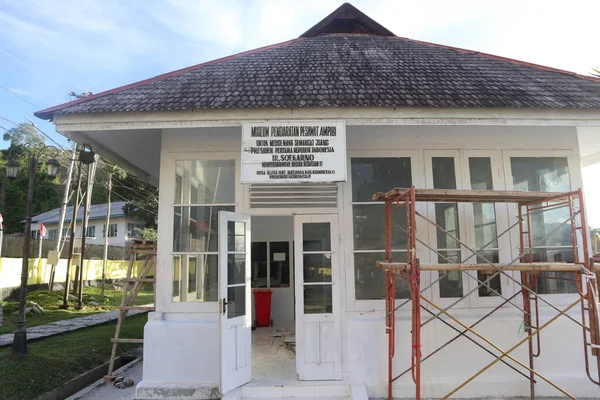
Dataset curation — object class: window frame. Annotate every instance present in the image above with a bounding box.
[424,150,473,309]
[460,150,516,308]
[85,225,96,239]
[344,149,427,312]
[158,150,241,314]
[502,149,582,306]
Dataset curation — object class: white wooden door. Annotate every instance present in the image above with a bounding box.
[294,214,342,380]
[219,211,252,394]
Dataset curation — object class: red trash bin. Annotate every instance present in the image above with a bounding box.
[253,289,273,327]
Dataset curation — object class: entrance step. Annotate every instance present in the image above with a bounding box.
[235,384,367,400]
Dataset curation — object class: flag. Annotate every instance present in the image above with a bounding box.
[40,222,47,238]
[0,213,3,230]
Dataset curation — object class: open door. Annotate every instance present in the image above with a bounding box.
[219,211,252,394]
[294,214,342,380]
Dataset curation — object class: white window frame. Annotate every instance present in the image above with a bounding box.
[158,150,241,314]
[344,149,428,313]
[424,150,473,309]
[460,150,517,308]
[502,149,581,307]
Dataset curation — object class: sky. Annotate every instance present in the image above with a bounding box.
[1,0,600,222]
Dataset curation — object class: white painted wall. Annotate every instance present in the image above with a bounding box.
[142,124,600,399]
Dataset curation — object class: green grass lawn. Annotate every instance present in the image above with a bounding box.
[0,285,154,335]
[0,313,146,400]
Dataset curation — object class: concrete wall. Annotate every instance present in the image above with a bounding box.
[144,124,598,399]
[0,257,153,295]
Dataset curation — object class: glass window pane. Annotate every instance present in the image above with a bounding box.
[469,157,493,190]
[303,223,331,251]
[510,157,570,192]
[270,241,290,287]
[476,251,501,296]
[351,158,412,202]
[175,160,235,204]
[251,242,268,288]
[228,254,246,285]
[304,285,332,314]
[432,157,457,189]
[435,203,460,249]
[438,251,463,298]
[173,206,235,252]
[303,254,332,282]
[510,157,575,294]
[173,254,218,302]
[473,203,498,248]
[228,221,246,252]
[354,252,409,300]
[353,204,407,250]
[228,285,246,318]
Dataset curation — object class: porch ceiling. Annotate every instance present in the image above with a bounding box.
[60,128,161,186]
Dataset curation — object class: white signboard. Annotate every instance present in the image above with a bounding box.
[241,120,346,184]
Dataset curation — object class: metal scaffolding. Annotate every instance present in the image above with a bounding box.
[374,187,600,400]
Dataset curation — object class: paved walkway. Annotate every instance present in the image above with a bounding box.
[0,308,148,347]
[67,357,142,400]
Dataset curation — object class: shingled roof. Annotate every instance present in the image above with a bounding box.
[35,3,600,121]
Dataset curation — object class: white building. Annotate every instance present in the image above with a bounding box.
[30,201,147,247]
[35,4,600,399]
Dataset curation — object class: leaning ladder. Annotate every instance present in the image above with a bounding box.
[105,240,156,379]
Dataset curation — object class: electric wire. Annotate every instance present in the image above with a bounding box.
[0,47,73,94]
[0,3,101,92]
[0,84,41,108]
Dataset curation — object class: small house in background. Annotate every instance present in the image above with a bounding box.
[30,201,146,247]
[35,3,600,400]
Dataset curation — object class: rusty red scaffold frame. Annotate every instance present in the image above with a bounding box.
[374,187,600,400]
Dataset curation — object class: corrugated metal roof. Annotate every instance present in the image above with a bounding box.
[31,202,127,224]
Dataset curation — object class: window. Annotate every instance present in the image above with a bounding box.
[85,226,96,238]
[31,230,39,239]
[432,157,463,298]
[48,229,58,241]
[172,159,235,302]
[468,157,501,297]
[251,241,291,288]
[351,158,411,300]
[104,224,118,238]
[127,223,145,238]
[510,157,575,294]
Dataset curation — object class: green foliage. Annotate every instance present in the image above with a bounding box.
[593,67,600,77]
[0,314,146,400]
[0,286,154,335]
[0,141,62,234]
[134,227,157,240]
[2,123,44,147]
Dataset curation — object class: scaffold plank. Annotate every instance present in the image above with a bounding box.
[373,188,578,203]
[377,261,599,273]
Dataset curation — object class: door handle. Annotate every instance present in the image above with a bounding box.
[221,298,228,314]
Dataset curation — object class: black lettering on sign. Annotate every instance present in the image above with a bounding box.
[256,140,268,146]
[319,126,336,136]
[251,127,270,137]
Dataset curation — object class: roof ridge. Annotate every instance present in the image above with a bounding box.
[34,38,304,120]
[395,36,600,84]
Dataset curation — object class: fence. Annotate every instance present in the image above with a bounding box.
[0,257,154,299]
[0,235,129,260]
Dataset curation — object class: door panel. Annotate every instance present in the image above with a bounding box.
[219,211,251,394]
[294,214,342,380]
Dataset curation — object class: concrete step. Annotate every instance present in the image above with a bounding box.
[235,384,367,400]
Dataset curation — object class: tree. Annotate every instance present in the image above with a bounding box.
[3,123,44,147]
[593,67,600,78]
